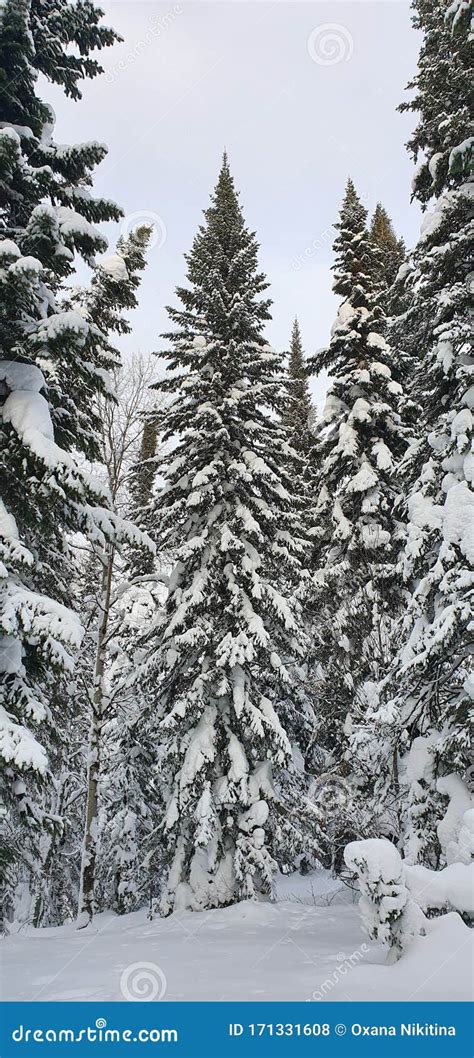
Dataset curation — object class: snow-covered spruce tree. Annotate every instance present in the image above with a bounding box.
[307,179,409,786]
[0,0,123,457]
[282,318,314,461]
[359,0,473,866]
[0,0,144,927]
[140,156,324,914]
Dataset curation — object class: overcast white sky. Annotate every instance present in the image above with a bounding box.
[44,1,422,404]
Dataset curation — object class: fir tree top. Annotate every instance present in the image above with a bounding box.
[332,178,379,308]
[316,179,385,377]
[370,203,406,290]
[166,152,271,352]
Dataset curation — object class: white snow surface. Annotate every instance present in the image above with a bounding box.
[99,253,129,282]
[442,481,474,564]
[55,206,102,244]
[0,360,45,394]
[406,862,474,915]
[2,871,472,1002]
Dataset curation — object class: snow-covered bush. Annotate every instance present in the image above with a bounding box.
[344,838,427,961]
[346,829,474,962]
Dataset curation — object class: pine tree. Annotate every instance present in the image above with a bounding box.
[370,203,406,295]
[282,318,314,460]
[308,179,409,771]
[364,0,473,865]
[0,0,142,928]
[140,156,323,914]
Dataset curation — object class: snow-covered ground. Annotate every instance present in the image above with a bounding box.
[2,872,472,1003]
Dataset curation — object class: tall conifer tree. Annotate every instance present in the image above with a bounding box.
[0,0,143,925]
[308,179,409,760]
[359,0,473,865]
[140,156,322,913]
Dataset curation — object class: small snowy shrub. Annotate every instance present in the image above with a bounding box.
[344,838,426,961]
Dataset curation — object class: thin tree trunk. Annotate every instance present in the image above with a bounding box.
[77,546,114,927]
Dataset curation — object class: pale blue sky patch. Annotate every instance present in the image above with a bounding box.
[43,1,422,405]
